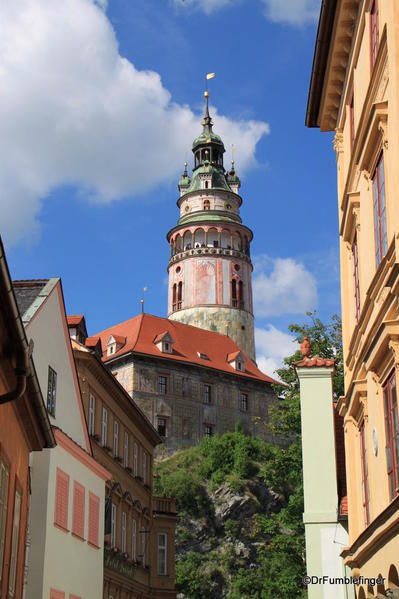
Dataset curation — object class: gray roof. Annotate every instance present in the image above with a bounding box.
[13,279,59,324]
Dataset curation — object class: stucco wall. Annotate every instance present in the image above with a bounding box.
[26,445,106,599]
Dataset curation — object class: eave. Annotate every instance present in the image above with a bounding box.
[306,0,361,131]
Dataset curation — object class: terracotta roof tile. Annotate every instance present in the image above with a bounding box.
[227,350,242,362]
[94,313,280,385]
[67,315,85,326]
[295,356,335,368]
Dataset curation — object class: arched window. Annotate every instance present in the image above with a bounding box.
[238,281,244,309]
[172,284,177,311]
[178,282,183,310]
[231,279,237,308]
[203,199,210,210]
[204,181,209,189]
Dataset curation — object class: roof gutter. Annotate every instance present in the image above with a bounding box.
[305,0,337,128]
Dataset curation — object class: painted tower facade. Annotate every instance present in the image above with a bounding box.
[167,93,255,361]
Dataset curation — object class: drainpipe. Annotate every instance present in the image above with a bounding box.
[0,341,31,404]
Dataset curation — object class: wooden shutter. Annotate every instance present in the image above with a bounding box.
[8,489,22,597]
[50,590,65,599]
[54,468,69,530]
[0,461,10,582]
[72,482,85,539]
[88,492,100,548]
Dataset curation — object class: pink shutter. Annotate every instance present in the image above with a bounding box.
[88,492,100,548]
[72,482,85,539]
[54,469,69,530]
[69,595,82,599]
[50,590,65,599]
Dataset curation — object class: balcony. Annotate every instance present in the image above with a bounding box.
[152,496,177,515]
[169,246,251,267]
[104,546,136,578]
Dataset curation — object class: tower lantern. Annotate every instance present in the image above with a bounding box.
[166,92,255,361]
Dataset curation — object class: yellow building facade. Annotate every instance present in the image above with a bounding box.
[307,1,399,596]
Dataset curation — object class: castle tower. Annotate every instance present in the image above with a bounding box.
[167,92,255,361]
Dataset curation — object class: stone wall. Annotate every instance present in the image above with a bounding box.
[169,306,255,361]
[108,355,275,455]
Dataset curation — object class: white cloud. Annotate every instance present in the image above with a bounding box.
[174,0,238,15]
[176,0,320,24]
[260,0,320,25]
[255,324,297,378]
[253,255,318,317]
[0,0,269,245]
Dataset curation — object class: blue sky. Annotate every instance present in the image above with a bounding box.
[1,0,340,375]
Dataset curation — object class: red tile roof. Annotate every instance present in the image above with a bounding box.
[67,315,85,326]
[334,403,348,517]
[94,313,280,385]
[295,356,335,368]
[107,333,126,345]
[85,335,101,348]
[227,350,242,362]
[153,331,171,344]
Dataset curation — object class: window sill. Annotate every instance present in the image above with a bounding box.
[54,522,69,533]
[87,540,100,550]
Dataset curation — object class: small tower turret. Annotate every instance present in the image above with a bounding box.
[166,92,255,361]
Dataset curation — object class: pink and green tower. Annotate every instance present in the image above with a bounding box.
[166,92,256,361]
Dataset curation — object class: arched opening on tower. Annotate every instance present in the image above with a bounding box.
[194,229,205,248]
[178,281,183,310]
[183,231,192,251]
[232,232,242,251]
[231,279,237,308]
[207,228,218,248]
[172,284,177,311]
[175,235,182,254]
[239,281,244,309]
[221,230,231,249]
[203,199,210,210]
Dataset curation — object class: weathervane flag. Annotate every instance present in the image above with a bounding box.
[206,72,215,80]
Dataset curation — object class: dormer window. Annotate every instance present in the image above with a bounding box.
[106,334,126,357]
[154,332,174,354]
[227,351,246,373]
[197,352,210,361]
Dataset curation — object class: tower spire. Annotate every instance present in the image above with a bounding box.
[202,91,213,133]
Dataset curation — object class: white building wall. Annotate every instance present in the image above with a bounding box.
[26,444,105,599]
[26,283,88,449]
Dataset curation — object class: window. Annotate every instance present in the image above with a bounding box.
[132,519,137,561]
[383,372,399,500]
[0,461,10,583]
[8,488,21,597]
[47,366,57,416]
[172,283,177,311]
[158,533,167,575]
[204,385,211,404]
[88,394,95,436]
[164,342,170,352]
[50,591,65,599]
[204,199,210,209]
[349,92,355,150]
[158,376,167,395]
[239,281,244,309]
[204,425,213,438]
[142,452,147,485]
[370,0,379,70]
[157,417,167,438]
[360,422,371,526]
[102,407,108,447]
[88,492,100,548]
[72,482,85,539]
[122,512,127,553]
[140,528,146,567]
[240,393,249,412]
[113,420,119,458]
[111,504,116,548]
[372,154,387,267]
[54,468,70,530]
[133,443,138,476]
[231,279,237,307]
[236,360,244,372]
[124,432,129,468]
[353,234,361,322]
[178,282,183,310]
